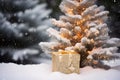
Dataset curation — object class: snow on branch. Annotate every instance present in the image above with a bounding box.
[47,28,71,45]
[79,0,97,7]
[51,19,72,29]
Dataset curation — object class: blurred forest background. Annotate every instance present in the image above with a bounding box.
[0,0,120,64]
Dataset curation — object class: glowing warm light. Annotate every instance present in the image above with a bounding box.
[93,60,98,64]
[74,33,82,40]
[60,33,70,39]
[76,21,81,25]
[67,9,73,15]
[51,45,65,50]
[57,50,78,54]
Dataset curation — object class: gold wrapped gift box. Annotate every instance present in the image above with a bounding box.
[52,50,80,74]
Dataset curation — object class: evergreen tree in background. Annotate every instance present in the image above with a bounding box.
[0,0,52,64]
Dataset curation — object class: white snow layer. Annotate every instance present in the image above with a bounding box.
[0,63,120,80]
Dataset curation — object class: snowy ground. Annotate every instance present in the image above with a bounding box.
[0,61,120,80]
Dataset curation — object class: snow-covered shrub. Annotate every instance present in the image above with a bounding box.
[40,0,120,69]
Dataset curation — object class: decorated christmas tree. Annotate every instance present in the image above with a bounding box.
[40,0,120,72]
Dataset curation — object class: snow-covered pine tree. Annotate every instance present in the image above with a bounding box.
[0,0,52,64]
[40,0,120,69]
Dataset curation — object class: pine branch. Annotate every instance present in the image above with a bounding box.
[92,54,120,60]
[81,59,111,70]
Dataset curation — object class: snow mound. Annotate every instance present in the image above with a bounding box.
[0,63,120,80]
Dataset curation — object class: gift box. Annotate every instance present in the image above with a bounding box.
[52,50,80,74]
